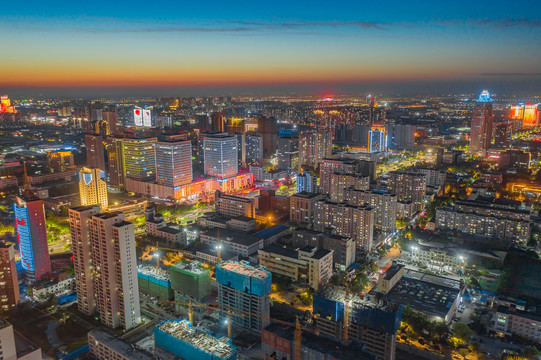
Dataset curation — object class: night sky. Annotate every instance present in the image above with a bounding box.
[1,0,541,96]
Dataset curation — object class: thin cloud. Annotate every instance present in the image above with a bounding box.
[470,18,541,28]
[481,72,541,76]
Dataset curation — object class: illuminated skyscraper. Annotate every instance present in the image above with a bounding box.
[121,138,157,181]
[0,95,16,113]
[203,135,238,178]
[85,134,106,171]
[368,124,388,153]
[155,135,192,186]
[13,194,51,281]
[79,167,108,210]
[245,134,263,166]
[469,90,493,157]
[106,137,124,190]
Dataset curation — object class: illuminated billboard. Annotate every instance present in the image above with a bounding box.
[143,109,152,127]
[510,104,524,120]
[134,108,143,126]
[523,104,539,128]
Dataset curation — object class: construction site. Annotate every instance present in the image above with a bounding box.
[154,320,237,360]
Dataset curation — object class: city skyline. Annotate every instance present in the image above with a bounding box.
[1,0,541,96]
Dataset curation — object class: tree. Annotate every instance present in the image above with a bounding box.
[523,346,540,357]
[452,322,473,344]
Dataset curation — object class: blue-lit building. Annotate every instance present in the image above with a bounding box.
[216,261,271,331]
[296,170,318,193]
[155,320,236,360]
[14,194,51,281]
[368,125,388,153]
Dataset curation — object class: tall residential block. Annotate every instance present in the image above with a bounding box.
[290,192,323,224]
[388,171,427,213]
[216,261,271,331]
[69,205,100,316]
[14,194,51,281]
[299,130,332,169]
[319,158,376,195]
[79,167,108,209]
[86,212,140,329]
[155,135,193,186]
[0,243,20,312]
[314,200,375,251]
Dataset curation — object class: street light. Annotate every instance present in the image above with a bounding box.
[154,253,160,267]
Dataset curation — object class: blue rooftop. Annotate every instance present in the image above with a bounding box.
[254,224,290,239]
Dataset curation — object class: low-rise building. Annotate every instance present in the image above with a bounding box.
[32,277,75,303]
[146,214,187,248]
[435,199,531,244]
[492,305,541,344]
[292,228,355,270]
[200,227,263,256]
[215,190,255,218]
[258,245,333,290]
[88,328,154,360]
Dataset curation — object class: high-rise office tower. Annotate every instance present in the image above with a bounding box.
[105,137,124,190]
[87,212,140,329]
[85,134,106,171]
[69,205,100,316]
[122,138,157,181]
[235,132,246,168]
[47,151,74,173]
[203,135,238,178]
[245,134,263,166]
[257,116,278,157]
[13,194,51,281]
[494,122,511,148]
[0,243,20,312]
[277,135,299,171]
[469,90,493,157]
[155,135,193,186]
[299,130,332,169]
[385,123,416,149]
[79,167,108,209]
[197,131,228,166]
[216,261,271,331]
